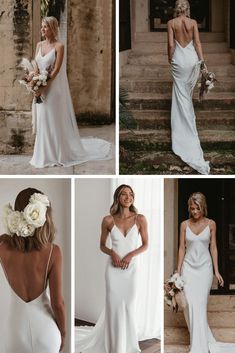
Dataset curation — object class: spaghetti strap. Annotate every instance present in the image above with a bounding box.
[135,214,138,224]
[43,244,54,290]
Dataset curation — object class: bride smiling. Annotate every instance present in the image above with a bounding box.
[30,16,113,169]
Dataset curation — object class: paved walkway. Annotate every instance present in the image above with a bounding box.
[0,125,116,175]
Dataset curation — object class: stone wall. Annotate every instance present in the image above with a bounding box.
[0,0,35,153]
[0,0,114,154]
[67,0,114,124]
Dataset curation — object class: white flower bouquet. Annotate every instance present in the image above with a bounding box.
[18,58,51,104]
[198,62,217,102]
[164,272,186,312]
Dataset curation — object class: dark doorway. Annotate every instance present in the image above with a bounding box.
[150,0,211,32]
[178,179,235,295]
[119,0,131,51]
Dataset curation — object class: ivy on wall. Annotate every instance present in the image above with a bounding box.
[41,0,66,22]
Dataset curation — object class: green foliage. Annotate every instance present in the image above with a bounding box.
[10,129,25,152]
[41,0,66,22]
[119,87,137,130]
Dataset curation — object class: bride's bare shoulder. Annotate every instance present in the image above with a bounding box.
[55,41,64,49]
[180,220,188,230]
[167,19,174,26]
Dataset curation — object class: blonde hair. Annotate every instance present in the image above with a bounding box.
[174,0,191,18]
[6,188,55,252]
[110,184,138,216]
[188,192,208,217]
[42,16,59,39]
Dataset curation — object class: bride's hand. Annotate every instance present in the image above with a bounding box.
[215,272,224,287]
[34,86,45,98]
[111,250,122,267]
[121,253,133,270]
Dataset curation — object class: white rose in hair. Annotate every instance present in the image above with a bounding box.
[24,202,47,227]
[18,221,35,237]
[7,211,23,234]
[3,204,13,217]
[30,193,50,207]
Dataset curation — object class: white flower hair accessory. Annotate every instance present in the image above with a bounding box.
[3,193,50,238]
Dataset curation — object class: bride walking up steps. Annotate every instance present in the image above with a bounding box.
[168,0,210,174]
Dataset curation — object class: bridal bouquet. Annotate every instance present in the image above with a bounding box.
[19,58,50,103]
[198,62,217,102]
[164,272,186,312]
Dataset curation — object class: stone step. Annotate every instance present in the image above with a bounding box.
[164,310,235,328]
[164,344,188,353]
[121,64,235,79]
[128,53,231,66]
[119,130,235,151]
[125,110,235,130]
[133,41,229,54]
[164,327,235,345]
[119,150,235,175]
[126,92,235,111]
[120,78,235,93]
[135,32,225,43]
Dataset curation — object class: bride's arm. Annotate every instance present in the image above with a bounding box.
[167,20,175,64]
[48,245,66,351]
[177,221,186,274]
[121,214,148,269]
[100,216,122,267]
[193,20,204,61]
[209,220,224,287]
[34,43,64,97]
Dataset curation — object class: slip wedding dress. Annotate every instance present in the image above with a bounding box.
[171,40,210,175]
[0,244,61,353]
[30,44,113,168]
[182,221,235,353]
[75,219,141,353]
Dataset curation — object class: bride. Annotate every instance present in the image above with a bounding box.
[0,188,65,352]
[177,192,235,352]
[75,184,148,353]
[167,0,210,174]
[30,16,113,168]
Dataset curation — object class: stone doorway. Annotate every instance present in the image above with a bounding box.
[178,179,235,295]
[150,0,211,31]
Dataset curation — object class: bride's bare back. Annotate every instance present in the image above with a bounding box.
[169,16,195,47]
[167,15,204,62]
[0,237,58,303]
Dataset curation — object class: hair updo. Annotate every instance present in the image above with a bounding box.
[174,0,191,18]
[42,16,59,39]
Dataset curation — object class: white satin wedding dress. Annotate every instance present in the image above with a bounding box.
[75,220,140,353]
[0,244,61,353]
[182,221,235,353]
[171,40,210,175]
[30,45,113,168]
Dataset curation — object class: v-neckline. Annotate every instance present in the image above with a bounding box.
[40,46,55,58]
[0,258,46,304]
[112,223,137,238]
[187,224,209,237]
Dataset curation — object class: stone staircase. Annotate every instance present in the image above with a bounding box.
[120,32,235,174]
[164,295,235,353]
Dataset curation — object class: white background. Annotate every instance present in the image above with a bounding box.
[0,178,71,353]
